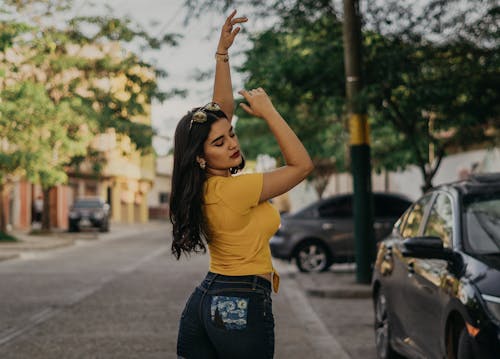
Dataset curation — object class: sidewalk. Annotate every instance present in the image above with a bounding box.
[0,221,168,262]
[274,260,376,359]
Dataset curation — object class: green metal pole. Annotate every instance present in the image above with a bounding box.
[342,0,376,283]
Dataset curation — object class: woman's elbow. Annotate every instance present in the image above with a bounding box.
[302,160,314,178]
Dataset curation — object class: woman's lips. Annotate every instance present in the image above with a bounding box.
[230,151,240,159]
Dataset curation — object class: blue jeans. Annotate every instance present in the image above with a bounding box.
[177,272,275,359]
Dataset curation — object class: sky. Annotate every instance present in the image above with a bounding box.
[100,0,254,155]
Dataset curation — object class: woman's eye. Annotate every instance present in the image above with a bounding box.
[215,142,223,147]
[230,132,235,138]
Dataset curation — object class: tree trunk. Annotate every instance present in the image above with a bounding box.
[419,166,435,193]
[313,178,329,199]
[41,187,51,231]
[0,182,6,234]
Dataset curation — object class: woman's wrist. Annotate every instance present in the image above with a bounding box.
[215,52,229,62]
[216,46,228,54]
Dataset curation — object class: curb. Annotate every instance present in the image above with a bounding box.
[0,237,74,251]
[0,253,20,262]
[306,286,372,299]
[0,222,169,260]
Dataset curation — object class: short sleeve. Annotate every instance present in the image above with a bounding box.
[212,173,263,213]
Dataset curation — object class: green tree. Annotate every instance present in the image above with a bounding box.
[236,12,347,198]
[0,82,89,231]
[0,0,182,232]
[364,31,499,190]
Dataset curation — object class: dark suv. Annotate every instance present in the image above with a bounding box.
[68,198,110,232]
[372,173,500,359]
[270,192,412,272]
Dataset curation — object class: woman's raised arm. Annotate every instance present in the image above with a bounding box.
[212,10,247,122]
[239,88,314,202]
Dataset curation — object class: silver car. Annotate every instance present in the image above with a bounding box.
[270,193,412,272]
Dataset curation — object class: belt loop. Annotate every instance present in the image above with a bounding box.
[207,273,218,290]
[252,276,258,290]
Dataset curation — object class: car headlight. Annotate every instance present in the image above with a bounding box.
[92,211,104,219]
[482,294,500,323]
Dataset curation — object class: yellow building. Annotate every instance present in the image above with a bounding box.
[68,127,155,224]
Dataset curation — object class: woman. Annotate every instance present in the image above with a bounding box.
[170,10,313,359]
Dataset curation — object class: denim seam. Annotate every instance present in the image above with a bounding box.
[198,273,219,324]
[204,287,268,296]
[201,280,270,292]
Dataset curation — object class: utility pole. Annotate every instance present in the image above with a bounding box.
[342,0,375,283]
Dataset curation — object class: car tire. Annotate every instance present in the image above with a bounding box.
[99,222,109,233]
[374,289,403,359]
[294,241,331,273]
[457,327,480,359]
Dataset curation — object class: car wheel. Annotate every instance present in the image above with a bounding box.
[374,289,402,359]
[295,241,331,272]
[99,222,109,233]
[457,327,480,359]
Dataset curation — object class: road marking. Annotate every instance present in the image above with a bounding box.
[0,307,58,346]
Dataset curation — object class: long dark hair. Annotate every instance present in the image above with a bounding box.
[169,106,244,259]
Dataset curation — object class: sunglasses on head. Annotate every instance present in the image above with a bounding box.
[189,102,221,130]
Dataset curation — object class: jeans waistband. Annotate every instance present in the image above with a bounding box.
[199,272,272,292]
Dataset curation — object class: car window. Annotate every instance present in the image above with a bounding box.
[423,193,453,248]
[318,196,352,218]
[374,195,411,218]
[74,200,102,208]
[463,192,500,254]
[400,195,433,238]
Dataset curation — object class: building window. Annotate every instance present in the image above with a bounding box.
[159,192,169,204]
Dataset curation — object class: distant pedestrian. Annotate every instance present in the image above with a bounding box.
[33,195,43,223]
[169,10,313,359]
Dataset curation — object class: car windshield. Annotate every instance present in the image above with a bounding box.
[463,191,500,255]
[73,200,101,208]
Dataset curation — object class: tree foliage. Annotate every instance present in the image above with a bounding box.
[186,0,499,192]
[0,0,181,231]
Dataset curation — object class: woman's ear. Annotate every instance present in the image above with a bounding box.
[196,156,207,170]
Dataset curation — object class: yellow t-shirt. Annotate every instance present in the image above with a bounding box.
[203,173,281,292]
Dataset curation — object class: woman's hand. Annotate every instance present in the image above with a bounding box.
[217,10,247,54]
[238,88,278,119]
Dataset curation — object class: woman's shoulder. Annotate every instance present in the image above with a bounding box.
[205,173,264,209]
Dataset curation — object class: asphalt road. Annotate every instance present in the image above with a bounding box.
[0,224,375,358]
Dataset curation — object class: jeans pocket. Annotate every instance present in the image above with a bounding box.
[210,295,249,330]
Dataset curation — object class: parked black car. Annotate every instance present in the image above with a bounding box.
[372,173,500,359]
[270,192,412,272]
[68,198,110,232]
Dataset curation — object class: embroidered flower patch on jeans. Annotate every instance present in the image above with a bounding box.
[210,296,249,330]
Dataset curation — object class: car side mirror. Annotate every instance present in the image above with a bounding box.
[402,236,454,260]
[103,203,110,211]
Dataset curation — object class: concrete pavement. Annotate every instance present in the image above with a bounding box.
[0,222,376,358]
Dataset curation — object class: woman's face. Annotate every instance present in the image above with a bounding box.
[201,118,241,177]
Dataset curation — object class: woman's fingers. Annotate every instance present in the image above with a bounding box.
[230,26,241,39]
[239,103,254,115]
[225,10,247,28]
[238,89,250,100]
[226,9,237,24]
